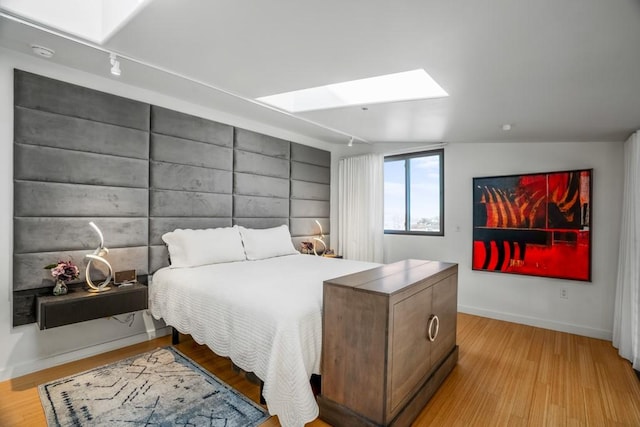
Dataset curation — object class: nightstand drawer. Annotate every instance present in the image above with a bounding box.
[37,283,148,330]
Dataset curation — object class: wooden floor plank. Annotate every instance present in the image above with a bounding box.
[1,313,639,426]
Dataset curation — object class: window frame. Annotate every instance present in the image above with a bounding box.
[384,148,444,236]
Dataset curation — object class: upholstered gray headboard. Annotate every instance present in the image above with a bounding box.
[12,70,330,326]
[147,107,331,271]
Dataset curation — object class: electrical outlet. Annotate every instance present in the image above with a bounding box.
[560,288,569,299]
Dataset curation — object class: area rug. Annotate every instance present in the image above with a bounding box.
[38,347,270,427]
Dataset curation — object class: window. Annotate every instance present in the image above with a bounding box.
[384,149,444,235]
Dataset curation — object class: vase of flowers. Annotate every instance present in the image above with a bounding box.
[44,260,80,296]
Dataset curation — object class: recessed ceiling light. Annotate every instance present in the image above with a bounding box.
[30,44,54,59]
[502,124,513,131]
[256,69,449,113]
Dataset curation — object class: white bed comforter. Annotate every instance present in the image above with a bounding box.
[149,254,379,427]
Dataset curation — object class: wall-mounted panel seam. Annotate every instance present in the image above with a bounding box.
[14,105,150,134]
[233,193,289,201]
[231,127,236,220]
[15,70,150,131]
[150,130,232,149]
[149,187,232,196]
[14,142,150,165]
[232,144,290,159]
[150,159,232,174]
[149,188,233,197]
[291,159,331,168]
[13,178,149,190]
[233,148,293,162]
[149,215,232,219]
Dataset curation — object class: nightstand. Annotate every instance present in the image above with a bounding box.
[37,282,148,330]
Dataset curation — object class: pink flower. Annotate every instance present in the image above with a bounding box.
[45,260,80,283]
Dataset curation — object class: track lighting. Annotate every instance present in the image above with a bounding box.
[348,137,354,147]
[109,53,121,76]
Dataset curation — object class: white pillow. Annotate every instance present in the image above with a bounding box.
[162,226,246,268]
[238,225,299,260]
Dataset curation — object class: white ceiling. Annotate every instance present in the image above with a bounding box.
[1,0,639,145]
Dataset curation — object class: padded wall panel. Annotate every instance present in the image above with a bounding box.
[151,134,233,171]
[14,218,148,253]
[15,144,148,188]
[235,128,290,158]
[291,143,331,167]
[149,106,235,256]
[15,181,148,217]
[149,218,232,245]
[234,195,289,218]
[289,143,331,249]
[291,161,331,184]
[150,190,232,217]
[151,106,233,147]
[15,70,149,130]
[234,172,289,198]
[290,199,330,218]
[15,107,149,159]
[14,247,148,292]
[233,130,291,230]
[149,245,170,273]
[234,150,290,179]
[291,180,331,201]
[151,161,232,194]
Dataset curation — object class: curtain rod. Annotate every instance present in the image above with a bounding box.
[384,142,448,156]
[0,10,370,145]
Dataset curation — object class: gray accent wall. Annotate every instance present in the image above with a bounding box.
[13,70,150,293]
[13,70,331,326]
[233,128,291,228]
[148,106,234,272]
[290,143,331,249]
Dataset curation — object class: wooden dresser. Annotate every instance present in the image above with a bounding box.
[318,259,458,427]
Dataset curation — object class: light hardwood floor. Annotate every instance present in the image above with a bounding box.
[1,313,639,426]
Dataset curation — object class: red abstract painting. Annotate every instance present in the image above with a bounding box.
[472,169,592,281]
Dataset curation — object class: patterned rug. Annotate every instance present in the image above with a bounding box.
[38,347,269,426]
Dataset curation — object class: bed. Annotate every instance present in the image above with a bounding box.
[148,225,379,427]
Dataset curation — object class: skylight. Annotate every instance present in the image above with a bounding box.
[0,0,152,44]
[256,69,448,113]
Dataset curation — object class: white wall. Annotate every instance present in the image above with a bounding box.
[0,47,335,381]
[382,141,624,340]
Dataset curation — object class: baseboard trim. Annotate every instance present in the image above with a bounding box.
[458,305,612,341]
[0,326,171,382]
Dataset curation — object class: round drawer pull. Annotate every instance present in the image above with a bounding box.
[427,315,440,342]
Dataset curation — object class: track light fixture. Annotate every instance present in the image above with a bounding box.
[348,137,354,147]
[109,53,121,76]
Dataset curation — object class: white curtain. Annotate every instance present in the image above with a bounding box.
[613,131,640,370]
[337,153,384,263]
